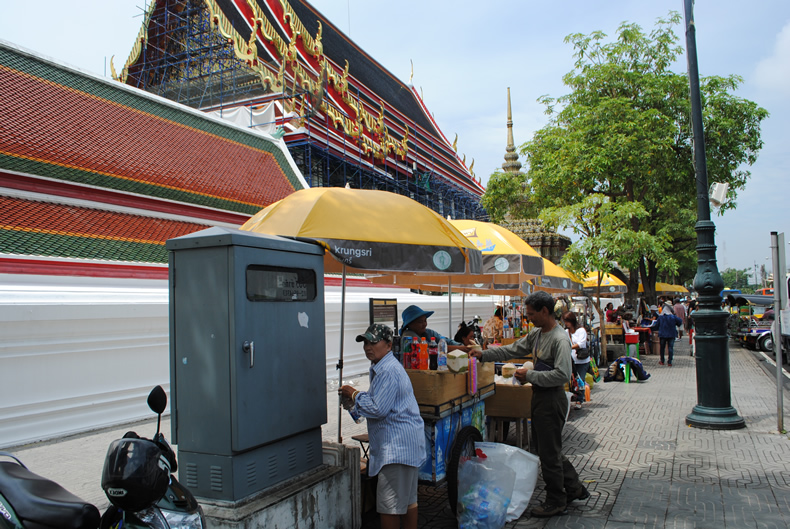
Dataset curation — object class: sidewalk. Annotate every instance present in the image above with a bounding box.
[7,340,790,528]
[404,339,790,529]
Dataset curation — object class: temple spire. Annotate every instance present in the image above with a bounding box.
[502,87,522,174]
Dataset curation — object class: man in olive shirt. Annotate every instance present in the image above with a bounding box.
[471,291,588,517]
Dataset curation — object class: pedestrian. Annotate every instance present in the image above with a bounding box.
[470,291,588,518]
[400,305,468,352]
[562,311,590,383]
[482,306,504,343]
[339,324,425,529]
[658,302,683,366]
[673,297,686,340]
[605,302,617,323]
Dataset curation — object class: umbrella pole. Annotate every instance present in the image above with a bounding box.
[338,264,346,443]
[448,277,453,338]
[462,292,466,322]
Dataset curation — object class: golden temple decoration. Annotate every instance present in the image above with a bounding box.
[452,134,458,152]
[246,0,284,57]
[409,59,414,84]
[117,0,408,162]
[469,159,475,178]
[113,0,157,83]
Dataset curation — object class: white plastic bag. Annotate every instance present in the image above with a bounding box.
[475,442,539,522]
[457,455,516,529]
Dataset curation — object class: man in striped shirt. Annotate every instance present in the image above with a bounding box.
[340,324,425,529]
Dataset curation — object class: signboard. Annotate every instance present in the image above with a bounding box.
[369,298,398,330]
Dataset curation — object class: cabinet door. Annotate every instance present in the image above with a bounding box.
[230,246,326,452]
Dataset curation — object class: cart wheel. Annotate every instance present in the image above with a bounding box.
[447,425,483,516]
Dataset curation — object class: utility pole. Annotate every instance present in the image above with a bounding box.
[683,0,744,430]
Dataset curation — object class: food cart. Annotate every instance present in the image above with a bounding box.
[406,363,495,514]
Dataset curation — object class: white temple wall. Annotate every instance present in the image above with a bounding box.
[0,274,498,448]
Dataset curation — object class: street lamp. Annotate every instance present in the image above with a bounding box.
[683,0,744,429]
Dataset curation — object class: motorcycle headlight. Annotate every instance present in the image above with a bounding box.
[162,506,205,529]
[135,507,169,529]
[135,506,205,529]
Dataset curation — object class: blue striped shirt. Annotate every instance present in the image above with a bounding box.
[354,351,425,476]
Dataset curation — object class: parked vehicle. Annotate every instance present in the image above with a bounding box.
[100,385,205,529]
[0,386,204,529]
[726,294,775,354]
[0,454,100,528]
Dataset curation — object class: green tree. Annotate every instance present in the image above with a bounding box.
[720,268,750,292]
[484,12,767,303]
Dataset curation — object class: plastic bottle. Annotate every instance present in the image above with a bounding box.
[428,337,438,370]
[348,407,364,424]
[419,337,428,370]
[503,317,510,339]
[401,336,412,369]
[411,340,421,370]
[437,338,448,371]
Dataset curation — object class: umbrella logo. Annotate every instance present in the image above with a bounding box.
[433,251,452,270]
[494,257,509,272]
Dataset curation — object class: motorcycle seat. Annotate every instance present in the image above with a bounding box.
[0,461,100,529]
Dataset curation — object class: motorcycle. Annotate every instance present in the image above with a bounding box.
[99,385,205,529]
[0,386,204,529]
[0,453,100,529]
[468,316,484,345]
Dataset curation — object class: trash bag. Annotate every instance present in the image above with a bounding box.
[457,451,516,529]
[474,442,539,522]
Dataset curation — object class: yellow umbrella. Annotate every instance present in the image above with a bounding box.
[367,219,543,286]
[583,271,627,294]
[241,187,483,442]
[533,258,582,294]
[638,282,687,295]
[242,187,482,275]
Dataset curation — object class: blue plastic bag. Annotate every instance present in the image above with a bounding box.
[457,453,516,529]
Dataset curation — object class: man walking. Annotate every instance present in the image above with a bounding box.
[673,297,686,340]
[471,291,588,517]
[659,302,684,366]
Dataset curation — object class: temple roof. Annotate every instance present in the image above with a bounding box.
[0,195,204,264]
[0,41,304,271]
[119,0,485,198]
[283,1,437,135]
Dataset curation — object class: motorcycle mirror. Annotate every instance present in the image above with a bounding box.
[147,385,167,415]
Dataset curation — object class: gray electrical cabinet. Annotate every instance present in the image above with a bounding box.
[166,227,326,501]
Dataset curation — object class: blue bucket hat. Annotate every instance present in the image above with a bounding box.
[400,305,434,333]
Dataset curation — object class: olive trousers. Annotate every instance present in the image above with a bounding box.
[530,386,584,506]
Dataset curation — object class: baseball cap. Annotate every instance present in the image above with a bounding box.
[355,323,394,343]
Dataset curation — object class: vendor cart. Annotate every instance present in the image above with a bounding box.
[407,363,495,514]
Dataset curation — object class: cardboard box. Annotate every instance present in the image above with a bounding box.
[407,363,495,406]
[484,384,532,419]
[407,370,467,405]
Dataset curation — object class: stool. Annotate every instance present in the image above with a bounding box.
[624,333,640,384]
[488,417,530,451]
[352,433,370,461]
[352,433,370,475]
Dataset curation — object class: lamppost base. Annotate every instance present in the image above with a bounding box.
[686,405,745,430]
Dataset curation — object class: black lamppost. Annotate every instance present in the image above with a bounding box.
[683,0,745,429]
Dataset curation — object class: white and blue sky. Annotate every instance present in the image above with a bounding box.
[2,0,788,281]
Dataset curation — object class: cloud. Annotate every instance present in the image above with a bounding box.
[753,21,790,99]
